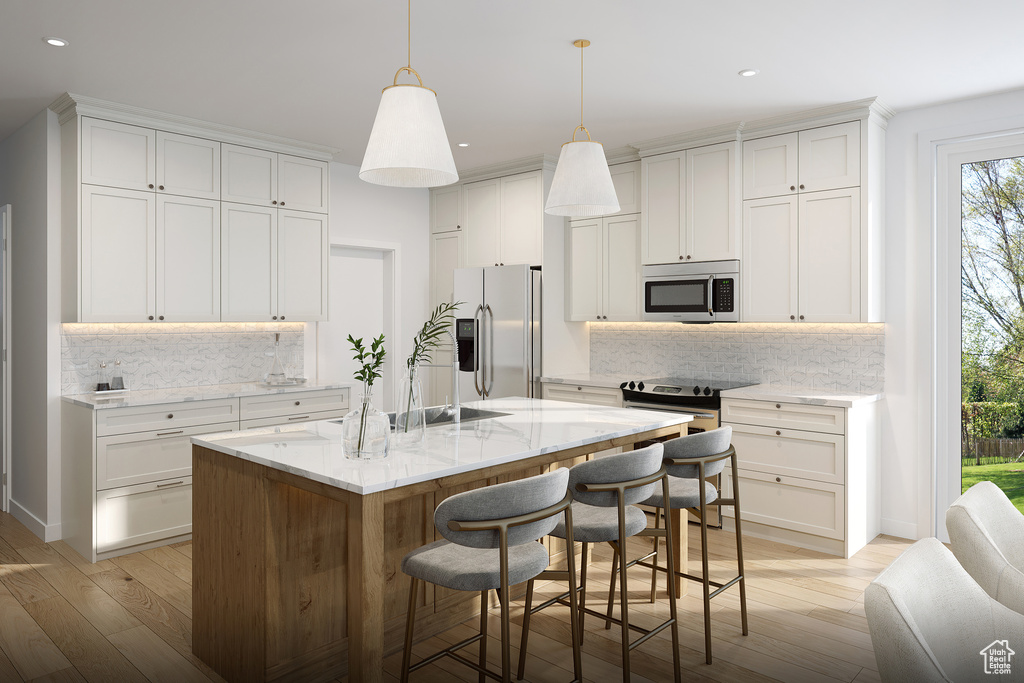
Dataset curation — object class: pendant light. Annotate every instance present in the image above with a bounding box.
[545,39,619,217]
[359,0,458,188]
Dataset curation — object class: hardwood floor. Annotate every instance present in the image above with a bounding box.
[0,510,907,682]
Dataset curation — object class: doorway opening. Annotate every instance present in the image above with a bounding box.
[315,242,400,412]
[961,156,1024,512]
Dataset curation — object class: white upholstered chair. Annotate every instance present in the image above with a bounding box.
[865,537,1024,682]
[946,480,1024,615]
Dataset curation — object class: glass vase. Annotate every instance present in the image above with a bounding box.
[341,385,390,460]
[394,362,426,446]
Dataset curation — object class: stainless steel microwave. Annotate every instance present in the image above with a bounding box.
[642,260,740,322]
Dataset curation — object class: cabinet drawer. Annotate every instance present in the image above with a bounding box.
[97,422,237,491]
[541,383,622,408]
[239,388,349,421]
[721,398,845,435]
[96,399,239,436]
[240,410,346,431]
[96,477,192,553]
[729,424,845,485]
[723,469,844,541]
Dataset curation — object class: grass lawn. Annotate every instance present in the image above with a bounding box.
[962,462,1024,513]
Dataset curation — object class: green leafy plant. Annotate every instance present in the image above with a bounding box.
[347,333,386,450]
[399,302,462,433]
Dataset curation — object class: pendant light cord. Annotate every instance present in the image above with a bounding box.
[408,0,412,68]
[579,42,585,128]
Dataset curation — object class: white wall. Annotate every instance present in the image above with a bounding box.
[882,87,1024,539]
[306,163,430,391]
[0,109,62,539]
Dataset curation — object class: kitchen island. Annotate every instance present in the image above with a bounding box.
[190,397,691,683]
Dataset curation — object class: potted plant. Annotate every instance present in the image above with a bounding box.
[341,333,390,459]
[395,302,461,444]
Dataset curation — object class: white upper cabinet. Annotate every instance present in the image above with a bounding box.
[277,210,327,321]
[81,119,157,192]
[567,214,640,322]
[742,196,798,322]
[222,146,328,213]
[81,186,156,322]
[463,171,542,268]
[155,132,220,200]
[430,231,464,308]
[221,145,278,208]
[743,122,860,199]
[798,122,861,194]
[430,185,462,234]
[156,196,220,322]
[571,161,641,219]
[499,171,543,267]
[641,141,738,264]
[798,188,861,322]
[742,133,798,200]
[221,203,277,322]
[279,154,330,213]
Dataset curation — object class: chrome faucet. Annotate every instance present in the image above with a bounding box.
[418,326,460,425]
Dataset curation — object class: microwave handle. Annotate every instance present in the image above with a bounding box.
[708,274,715,317]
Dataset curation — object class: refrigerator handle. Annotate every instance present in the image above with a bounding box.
[473,304,484,397]
[484,304,495,396]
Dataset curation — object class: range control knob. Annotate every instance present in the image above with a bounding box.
[703,386,712,396]
[693,385,701,396]
[628,381,636,390]
[637,381,645,391]
[619,381,628,389]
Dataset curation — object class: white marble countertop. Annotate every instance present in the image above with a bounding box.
[191,397,692,496]
[539,373,627,390]
[62,381,353,410]
[720,384,883,408]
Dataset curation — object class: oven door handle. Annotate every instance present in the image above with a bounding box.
[624,401,716,420]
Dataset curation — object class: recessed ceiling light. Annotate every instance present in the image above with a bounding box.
[43,37,70,47]
[738,68,759,77]
[457,143,470,147]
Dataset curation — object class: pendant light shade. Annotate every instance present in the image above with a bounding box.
[359,0,458,188]
[359,76,458,188]
[545,39,619,217]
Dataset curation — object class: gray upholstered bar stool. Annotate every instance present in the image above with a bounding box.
[517,444,682,683]
[627,426,748,665]
[399,468,581,683]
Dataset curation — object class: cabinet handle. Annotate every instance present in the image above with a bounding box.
[287,415,311,421]
[148,315,154,321]
[799,184,805,190]
[167,413,174,419]
[158,185,165,190]
[157,480,186,488]
[157,430,184,437]
[775,477,781,483]
[789,185,795,191]
[775,430,781,436]
[148,184,155,189]
[272,200,278,205]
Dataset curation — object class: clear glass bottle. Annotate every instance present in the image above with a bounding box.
[394,362,426,446]
[341,382,390,460]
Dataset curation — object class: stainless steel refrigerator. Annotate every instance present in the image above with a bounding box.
[453,264,541,400]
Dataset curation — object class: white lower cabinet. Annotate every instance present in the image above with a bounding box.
[541,382,623,408]
[62,387,349,561]
[721,397,879,557]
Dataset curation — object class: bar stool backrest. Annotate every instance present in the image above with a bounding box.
[434,468,570,548]
[568,443,664,507]
[664,426,732,478]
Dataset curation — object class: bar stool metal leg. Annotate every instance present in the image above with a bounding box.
[516,581,534,680]
[649,509,660,603]
[604,544,619,630]
[578,541,589,642]
[616,506,632,681]
[479,590,489,683]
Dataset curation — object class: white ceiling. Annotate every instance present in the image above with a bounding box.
[4,0,1024,170]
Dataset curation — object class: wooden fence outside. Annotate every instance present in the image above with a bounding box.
[962,438,1024,463]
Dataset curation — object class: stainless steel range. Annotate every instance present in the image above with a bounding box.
[620,377,759,434]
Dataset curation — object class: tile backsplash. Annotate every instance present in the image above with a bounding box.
[61,323,305,395]
[590,322,884,393]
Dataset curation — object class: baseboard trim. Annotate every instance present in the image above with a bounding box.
[880,517,918,541]
[9,499,61,542]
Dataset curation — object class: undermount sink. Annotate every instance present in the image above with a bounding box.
[334,406,509,430]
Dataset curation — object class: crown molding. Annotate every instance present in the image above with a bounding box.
[633,122,743,158]
[605,146,640,165]
[456,153,559,184]
[740,97,896,139]
[49,93,340,161]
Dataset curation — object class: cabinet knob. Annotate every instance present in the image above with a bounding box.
[295,401,301,406]
[148,315,154,320]
[687,255,692,260]
[678,255,684,260]
[799,184,805,190]
[457,225,461,230]
[167,414,174,419]
[790,315,796,320]
[159,315,164,320]
[577,386,582,391]
[158,185,165,190]
[148,184,154,189]
[776,477,781,483]
[789,185,795,191]
[272,315,278,320]
[280,201,285,206]
[799,315,805,320]
[272,200,278,205]
[776,430,781,436]
[775,404,781,409]
[280,316,285,320]
[495,263,499,266]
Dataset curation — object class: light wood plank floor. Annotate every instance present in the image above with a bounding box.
[0,511,907,682]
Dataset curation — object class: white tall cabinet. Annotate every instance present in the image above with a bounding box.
[55,96,333,323]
